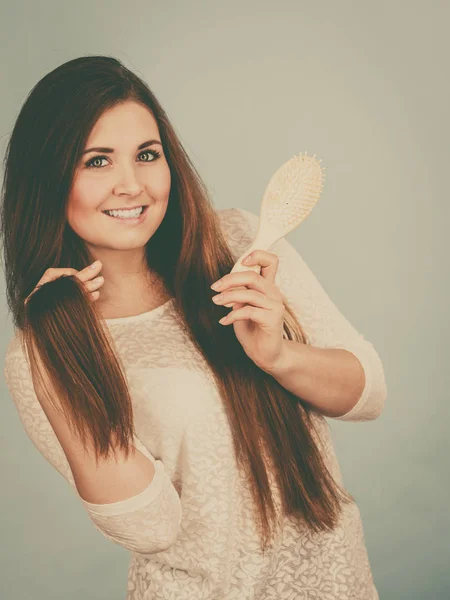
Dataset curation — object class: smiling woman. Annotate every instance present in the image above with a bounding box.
[2,55,385,600]
[67,101,171,291]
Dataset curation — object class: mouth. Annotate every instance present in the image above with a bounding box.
[102,205,149,223]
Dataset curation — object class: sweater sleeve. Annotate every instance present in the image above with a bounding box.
[227,207,387,422]
[3,334,182,554]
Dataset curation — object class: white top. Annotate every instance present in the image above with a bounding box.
[3,207,386,599]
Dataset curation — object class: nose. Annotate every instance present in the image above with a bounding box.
[113,164,144,196]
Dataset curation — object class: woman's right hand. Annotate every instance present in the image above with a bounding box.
[24,260,105,306]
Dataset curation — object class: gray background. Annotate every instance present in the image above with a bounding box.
[1,1,448,599]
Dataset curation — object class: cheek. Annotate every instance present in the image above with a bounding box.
[73,176,105,203]
[145,162,171,196]
[68,177,105,212]
[66,185,103,233]
[163,167,171,192]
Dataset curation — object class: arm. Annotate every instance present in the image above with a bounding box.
[261,341,366,418]
[3,335,182,553]
[33,353,157,505]
[232,207,387,422]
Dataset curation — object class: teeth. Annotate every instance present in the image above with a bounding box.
[104,206,144,218]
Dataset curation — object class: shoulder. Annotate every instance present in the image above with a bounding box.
[4,329,25,368]
[216,206,259,229]
[3,330,29,388]
[3,330,39,425]
[216,207,260,251]
[215,206,298,265]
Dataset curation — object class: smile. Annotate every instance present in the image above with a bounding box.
[102,205,149,223]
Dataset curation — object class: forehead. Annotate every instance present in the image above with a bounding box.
[87,102,158,144]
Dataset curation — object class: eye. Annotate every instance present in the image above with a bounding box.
[84,149,162,169]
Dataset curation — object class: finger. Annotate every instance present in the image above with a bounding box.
[213,269,264,308]
[76,261,103,282]
[219,305,267,326]
[214,288,273,310]
[222,284,269,309]
[26,282,102,307]
[223,286,248,309]
[85,276,104,291]
[28,263,103,303]
[218,277,282,308]
[242,251,278,282]
[214,271,260,291]
[39,267,77,286]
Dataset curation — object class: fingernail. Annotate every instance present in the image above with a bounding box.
[90,260,101,269]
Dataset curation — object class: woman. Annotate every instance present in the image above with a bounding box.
[2,55,387,599]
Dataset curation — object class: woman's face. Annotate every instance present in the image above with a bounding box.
[67,101,171,255]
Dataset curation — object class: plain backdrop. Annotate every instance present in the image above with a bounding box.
[1,1,448,599]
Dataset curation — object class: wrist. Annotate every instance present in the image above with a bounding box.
[258,338,293,377]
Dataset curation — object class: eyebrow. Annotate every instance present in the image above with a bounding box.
[82,139,162,155]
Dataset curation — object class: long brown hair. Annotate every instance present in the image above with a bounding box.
[0,55,353,553]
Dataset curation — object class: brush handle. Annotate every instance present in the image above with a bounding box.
[223,226,276,308]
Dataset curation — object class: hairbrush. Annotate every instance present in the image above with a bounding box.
[223,151,325,308]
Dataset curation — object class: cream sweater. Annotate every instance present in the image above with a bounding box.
[3,207,386,599]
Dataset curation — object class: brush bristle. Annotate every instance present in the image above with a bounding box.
[260,152,324,239]
[227,151,326,286]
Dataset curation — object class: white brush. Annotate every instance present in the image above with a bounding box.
[223,151,325,308]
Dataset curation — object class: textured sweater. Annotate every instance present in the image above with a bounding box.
[3,207,387,599]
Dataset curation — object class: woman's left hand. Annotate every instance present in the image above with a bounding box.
[210,250,286,372]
